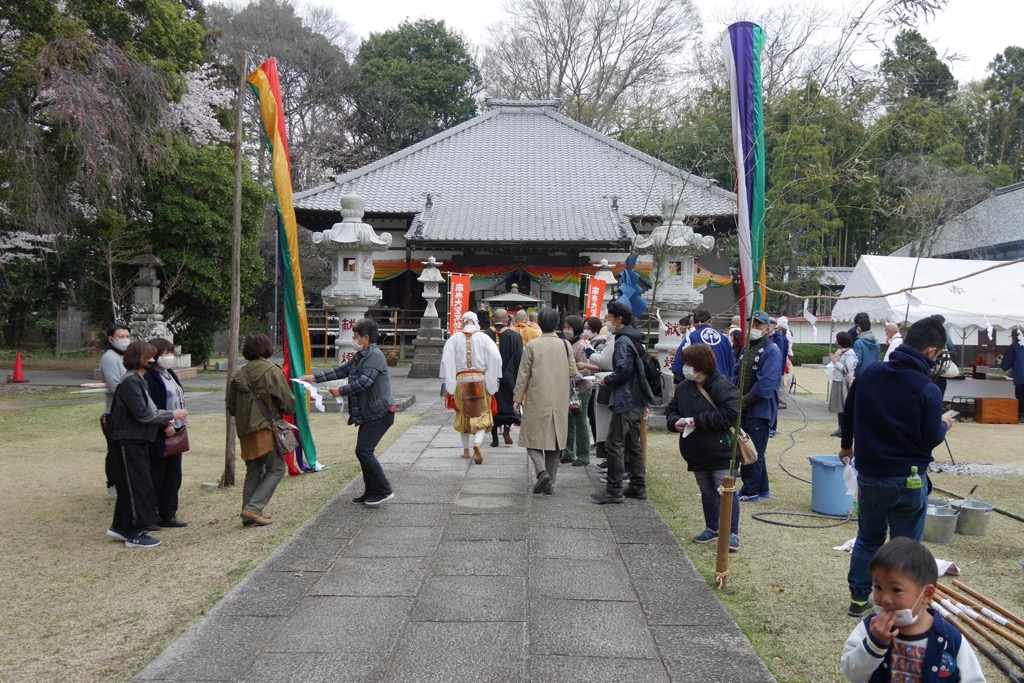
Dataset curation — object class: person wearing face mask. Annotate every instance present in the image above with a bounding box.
[100,324,132,500]
[144,338,189,528]
[559,315,594,466]
[841,537,983,682]
[840,315,955,619]
[301,319,397,506]
[730,311,783,503]
[666,344,741,550]
[106,340,188,547]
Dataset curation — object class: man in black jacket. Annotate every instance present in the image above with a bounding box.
[591,301,655,504]
[483,308,524,447]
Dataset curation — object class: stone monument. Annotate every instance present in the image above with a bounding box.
[312,193,391,362]
[633,193,716,367]
[128,251,171,343]
[408,256,446,378]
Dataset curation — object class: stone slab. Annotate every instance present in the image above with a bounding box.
[651,625,777,682]
[606,515,682,545]
[312,557,429,597]
[412,575,526,622]
[384,622,528,683]
[384,484,458,504]
[528,655,669,683]
[528,559,633,601]
[442,514,529,541]
[269,597,411,653]
[529,599,657,659]
[429,539,528,576]
[632,578,735,626]
[528,527,619,561]
[620,544,702,582]
[240,652,389,683]
[343,525,444,558]
[208,571,320,618]
[452,493,528,515]
[262,535,346,573]
[361,503,451,527]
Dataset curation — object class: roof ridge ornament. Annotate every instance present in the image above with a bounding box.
[483,98,561,111]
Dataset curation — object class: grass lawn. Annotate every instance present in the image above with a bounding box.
[646,371,1024,683]
[0,402,417,682]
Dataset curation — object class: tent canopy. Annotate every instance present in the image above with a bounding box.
[831,255,1024,332]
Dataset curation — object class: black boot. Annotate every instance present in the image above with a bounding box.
[490,426,499,448]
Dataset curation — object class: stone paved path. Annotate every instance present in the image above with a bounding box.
[120,388,775,682]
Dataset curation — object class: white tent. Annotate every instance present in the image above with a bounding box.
[831,255,1024,332]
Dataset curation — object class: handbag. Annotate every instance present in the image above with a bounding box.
[242,366,298,455]
[163,426,190,456]
[695,383,758,466]
[564,340,583,414]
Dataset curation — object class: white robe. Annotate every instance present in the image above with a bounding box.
[441,326,502,395]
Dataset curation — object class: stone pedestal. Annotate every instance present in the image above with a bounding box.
[409,256,446,379]
[128,252,172,342]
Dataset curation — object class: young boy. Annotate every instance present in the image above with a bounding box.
[841,537,985,682]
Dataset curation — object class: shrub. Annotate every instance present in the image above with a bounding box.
[791,343,831,366]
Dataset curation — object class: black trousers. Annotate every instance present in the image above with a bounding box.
[149,453,182,522]
[111,440,158,536]
[355,412,395,497]
[103,417,116,488]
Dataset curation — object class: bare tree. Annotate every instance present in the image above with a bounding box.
[482,0,702,133]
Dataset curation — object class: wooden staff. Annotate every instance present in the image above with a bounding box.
[932,603,1024,683]
[714,475,737,589]
[932,593,1024,673]
[935,586,1024,649]
[953,580,1024,631]
[937,584,1024,641]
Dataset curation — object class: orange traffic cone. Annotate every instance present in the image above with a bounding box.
[9,352,29,383]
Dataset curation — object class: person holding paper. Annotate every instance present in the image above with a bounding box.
[665,343,741,551]
[301,318,396,506]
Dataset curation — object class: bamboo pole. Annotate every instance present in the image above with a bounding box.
[937,585,1024,644]
[933,604,1024,683]
[934,588,1024,655]
[714,476,737,589]
[222,49,247,488]
[937,583,1024,640]
[953,580,1024,630]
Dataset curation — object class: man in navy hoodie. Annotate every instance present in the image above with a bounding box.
[840,315,954,618]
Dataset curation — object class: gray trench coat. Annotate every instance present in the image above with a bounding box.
[512,333,578,451]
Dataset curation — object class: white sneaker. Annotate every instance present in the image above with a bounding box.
[107,486,117,500]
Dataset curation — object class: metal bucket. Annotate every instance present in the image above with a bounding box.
[923,506,958,544]
[953,500,994,536]
[927,496,949,509]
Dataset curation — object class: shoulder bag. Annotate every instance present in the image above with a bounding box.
[563,340,584,414]
[694,382,757,466]
[242,365,298,455]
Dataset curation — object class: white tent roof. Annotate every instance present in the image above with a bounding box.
[831,255,1024,331]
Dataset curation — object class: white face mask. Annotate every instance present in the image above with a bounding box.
[157,355,174,369]
[682,365,698,382]
[873,589,927,628]
[749,328,765,341]
[582,329,594,340]
[111,338,130,352]
[564,329,574,337]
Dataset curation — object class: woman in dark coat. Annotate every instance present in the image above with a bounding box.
[144,338,188,528]
[107,340,188,548]
[665,343,741,551]
[301,318,397,506]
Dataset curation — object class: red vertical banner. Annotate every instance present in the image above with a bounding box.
[448,274,471,334]
[584,279,606,318]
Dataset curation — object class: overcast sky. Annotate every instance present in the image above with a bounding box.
[310,0,1022,84]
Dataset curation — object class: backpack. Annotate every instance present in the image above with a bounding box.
[630,337,662,398]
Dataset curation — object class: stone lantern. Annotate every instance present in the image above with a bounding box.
[312,193,392,362]
[129,250,172,343]
[633,193,716,365]
[408,256,446,378]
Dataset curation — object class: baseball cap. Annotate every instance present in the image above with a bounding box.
[752,311,770,325]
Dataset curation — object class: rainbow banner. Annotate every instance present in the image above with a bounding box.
[723,22,767,331]
[246,58,318,473]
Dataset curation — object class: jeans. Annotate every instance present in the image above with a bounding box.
[355,411,394,497]
[565,388,592,462]
[694,469,740,535]
[243,447,286,515]
[738,416,770,497]
[847,472,929,601]
[604,407,645,493]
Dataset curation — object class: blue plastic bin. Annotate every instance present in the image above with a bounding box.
[808,455,854,516]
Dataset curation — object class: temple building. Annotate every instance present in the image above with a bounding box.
[294,99,738,319]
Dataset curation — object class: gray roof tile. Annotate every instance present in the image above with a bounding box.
[294,102,736,244]
[891,182,1024,257]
